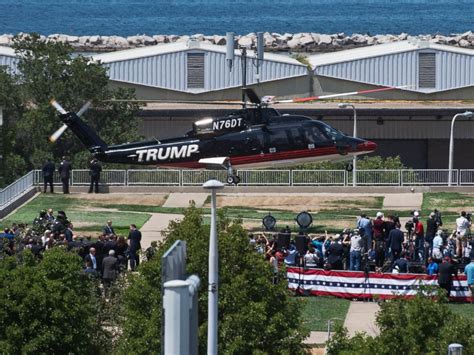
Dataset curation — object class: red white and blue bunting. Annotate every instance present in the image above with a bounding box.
[287,268,470,302]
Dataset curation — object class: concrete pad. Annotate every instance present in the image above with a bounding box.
[163,193,208,208]
[383,193,422,210]
[343,301,380,337]
[304,331,330,345]
[140,213,183,248]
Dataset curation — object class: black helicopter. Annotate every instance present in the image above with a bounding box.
[50,87,386,185]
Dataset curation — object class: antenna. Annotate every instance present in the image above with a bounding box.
[226,32,234,72]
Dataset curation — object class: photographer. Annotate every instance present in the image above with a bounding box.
[456,211,471,258]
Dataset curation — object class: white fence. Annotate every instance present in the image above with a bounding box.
[0,171,35,208]
[28,169,474,187]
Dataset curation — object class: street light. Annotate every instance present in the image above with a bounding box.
[338,103,357,186]
[448,111,473,186]
[202,179,224,355]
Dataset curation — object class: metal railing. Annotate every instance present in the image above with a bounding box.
[27,168,474,187]
[0,171,35,208]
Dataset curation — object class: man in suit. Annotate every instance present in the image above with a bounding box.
[58,156,72,194]
[102,250,118,297]
[128,224,142,271]
[42,158,55,193]
[438,257,458,300]
[388,224,404,263]
[85,247,97,271]
[103,220,115,236]
[88,158,102,193]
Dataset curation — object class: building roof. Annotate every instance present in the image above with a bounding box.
[0,45,16,57]
[308,39,474,69]
[92,41,306,67]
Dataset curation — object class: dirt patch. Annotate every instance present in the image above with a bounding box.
[242,218,355,231]
[210,195,380,212]
[71,193,167,206]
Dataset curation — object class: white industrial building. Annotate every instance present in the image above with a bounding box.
[92,41,310,100]
[309,39,474,100]
[0,46,17,73]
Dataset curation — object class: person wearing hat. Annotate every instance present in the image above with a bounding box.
[438,256,457,299]
[455,211,471,258]
[413,212,425,262]
[432,230,444,261]
[349,229,363,271]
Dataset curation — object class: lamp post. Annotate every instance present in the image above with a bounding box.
[202,179,224,355]
[448,111,473,186]
[338,103,357,186]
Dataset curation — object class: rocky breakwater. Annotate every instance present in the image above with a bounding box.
[1,32,474,52]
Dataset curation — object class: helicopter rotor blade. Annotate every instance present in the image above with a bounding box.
[49,124,68,143]
[103,99,247,106]
[274,85,412,103]
[50,99,67,114]
[76,100,92,117]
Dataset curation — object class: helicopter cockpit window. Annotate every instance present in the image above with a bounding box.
[320,123,345,141]
[304,126,329,144]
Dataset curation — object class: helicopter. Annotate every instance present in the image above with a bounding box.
[49,86,404,185]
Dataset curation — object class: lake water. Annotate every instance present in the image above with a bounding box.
[0,0,472,36]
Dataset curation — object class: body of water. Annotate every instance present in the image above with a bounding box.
[0,0,472,36]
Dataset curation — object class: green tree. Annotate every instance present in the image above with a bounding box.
[326,287,474,355]
[0,247,111,354]
[295,155,408,170]
[1,33,142,184]
[117,206,309,354]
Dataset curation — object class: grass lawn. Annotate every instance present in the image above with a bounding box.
[299,296,351,332]
[448,303,474,321]
[0,194,152,236]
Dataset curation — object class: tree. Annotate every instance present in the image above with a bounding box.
[295,155,408,170]
[117,206,309,354]
[0,248,111,354]
[1,33,142,184]
[326,287,474,355]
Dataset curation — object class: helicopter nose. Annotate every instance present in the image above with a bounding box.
[356,140,377,153]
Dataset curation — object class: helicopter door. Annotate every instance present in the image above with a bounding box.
[267,127,289,153]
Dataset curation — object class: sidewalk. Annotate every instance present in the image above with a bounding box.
[140,212,183,249]
[383,193,422,211]
[343,301,380,337]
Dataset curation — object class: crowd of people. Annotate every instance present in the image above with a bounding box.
[0,209,153,296]
[251,209,474,298]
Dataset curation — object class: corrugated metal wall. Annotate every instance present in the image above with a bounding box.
[0,55,17,73]
[103,50,307,93]
[316,49,474,93]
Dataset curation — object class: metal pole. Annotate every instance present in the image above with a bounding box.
[351,105,357,187]
[203,179,224,355]
[448,112,473,186]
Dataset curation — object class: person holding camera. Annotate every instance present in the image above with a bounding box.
[456,211,471,258]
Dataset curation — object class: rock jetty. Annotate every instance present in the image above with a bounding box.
[1,32,473,52]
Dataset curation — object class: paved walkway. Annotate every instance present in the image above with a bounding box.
[383,193,423,211]
[162,193,208,208]
[140,212,183,248]
[343,301,380,337]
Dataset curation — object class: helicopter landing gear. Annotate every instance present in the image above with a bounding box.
[345,162,354,172]
[226,175,240,185]
[226,164,240,185]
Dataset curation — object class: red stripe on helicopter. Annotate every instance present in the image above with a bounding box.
[159,141,376,169]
